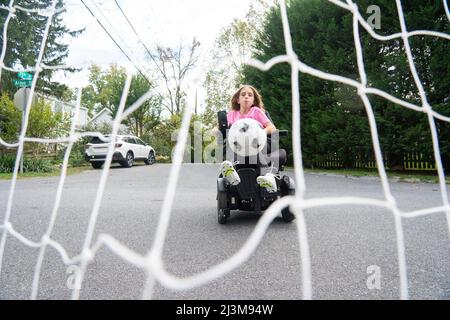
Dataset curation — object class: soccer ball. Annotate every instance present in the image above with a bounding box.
[228,118,266,157]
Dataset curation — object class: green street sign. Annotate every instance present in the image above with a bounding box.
[18,72,33,80]
[13,79,32,87]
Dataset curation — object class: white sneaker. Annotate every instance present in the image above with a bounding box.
[257,173,277,193]
[220,161,241,186]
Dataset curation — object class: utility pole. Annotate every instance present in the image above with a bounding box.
[194,88,198,115]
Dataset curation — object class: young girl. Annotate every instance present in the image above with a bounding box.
[220,85,278,193]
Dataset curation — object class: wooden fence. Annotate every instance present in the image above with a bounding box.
[313,152,436,171]
[0,144,58,160]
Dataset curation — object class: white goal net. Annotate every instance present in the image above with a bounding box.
[0,0,449,300]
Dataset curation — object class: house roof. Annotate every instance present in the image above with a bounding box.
[88,108,112,123]
[38,93,88,112]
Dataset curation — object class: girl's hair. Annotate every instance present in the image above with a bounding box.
[230,85,265,111]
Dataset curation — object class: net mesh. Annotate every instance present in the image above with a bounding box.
[0,0,449,300]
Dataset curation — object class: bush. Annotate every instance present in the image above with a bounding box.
[0,155,15,173]
[56,138,90,168]
[0,155,54,173]
[0,94,21,144]
[23,157,54,173]
[146,115,182,159]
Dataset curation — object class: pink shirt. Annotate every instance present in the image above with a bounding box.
[227,107,271,128]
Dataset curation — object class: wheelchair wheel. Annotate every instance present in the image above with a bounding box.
[281,177,295,222]
[281,205,295,222]
[217,190,230,224]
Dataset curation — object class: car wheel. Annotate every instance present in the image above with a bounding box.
[144,151,155,165]
[217,190,229,224]
[91,162,103,169]
[121,152,134,168]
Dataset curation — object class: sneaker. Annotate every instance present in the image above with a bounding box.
[257,173,277,193]
[220,161,241,186]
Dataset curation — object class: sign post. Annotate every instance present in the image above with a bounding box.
[13,72,34,174]
[14,88,30,174]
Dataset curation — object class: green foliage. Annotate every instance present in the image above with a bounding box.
[26,98,71,139]
[202,68,236,127]
[149,114,182,159]
[81,64,127,116]
[0,94,21,143]
[81,66,162,140]
[0,95,70,152]
[65,122,113,167]
[125,74,163,138]
[0,155,15,173]
[56,139,89,168]
[0,155,53,173]
[0,0,83,98]
[243,0,450,170]
[202,0,275,127]
[146,113,214,163]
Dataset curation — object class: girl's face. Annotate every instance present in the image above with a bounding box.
[238,86,255,108]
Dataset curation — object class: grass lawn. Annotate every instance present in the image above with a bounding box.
[301,168,450,184]
[0,166,90,180]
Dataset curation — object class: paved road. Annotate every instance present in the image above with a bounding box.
[0,164,449,300]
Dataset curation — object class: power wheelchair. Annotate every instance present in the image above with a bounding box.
[216,110,296,224]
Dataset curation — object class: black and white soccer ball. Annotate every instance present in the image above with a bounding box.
[228,118,266,157]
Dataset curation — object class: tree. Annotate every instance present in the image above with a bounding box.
[26,97,70,140]
[243,0,449,170]
[81,65,163,140]
[202,67,235,126]
[244,0,365,166]
[81,64,127,117]
[0,94,21,143]
[148,38,201,115]
[202,0,275,127]
[125,73,163,138]
[0,94,70,155]
[0,0,83,98]
[360,0,450,170]
[202,19,254,127]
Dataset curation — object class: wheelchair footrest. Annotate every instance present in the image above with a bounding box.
[236,168,258,198]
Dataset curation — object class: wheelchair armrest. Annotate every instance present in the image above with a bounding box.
[278,130,288,137]
[269,130,288,137]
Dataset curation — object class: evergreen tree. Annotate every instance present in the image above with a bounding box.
[0,0,83,98]
[243,0,449,171]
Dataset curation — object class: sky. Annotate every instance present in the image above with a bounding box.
[54,0,254,101]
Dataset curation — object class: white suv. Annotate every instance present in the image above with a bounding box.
[85,135,156,169]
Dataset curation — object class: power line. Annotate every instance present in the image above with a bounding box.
[112,0,163,75]
[88,0,154,77]
[79,0,152,85]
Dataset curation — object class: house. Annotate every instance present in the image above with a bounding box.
[88,107,129,133]
[88,107,112,127]
[17,91,128,133]
[41,94,89,129]
[42,96,128,133]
